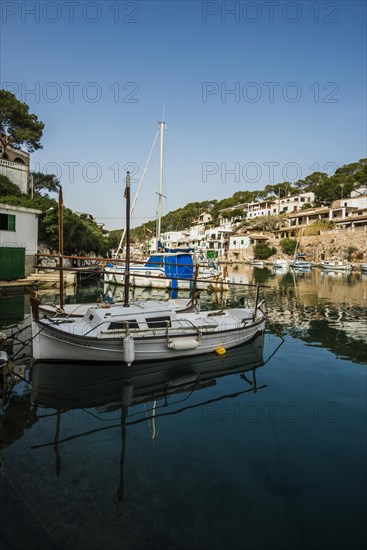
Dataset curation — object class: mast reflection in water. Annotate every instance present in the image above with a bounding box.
[1,267,366,550]
[30,333,266,512]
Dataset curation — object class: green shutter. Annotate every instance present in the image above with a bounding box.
[0,213,16,231]
[8,214,16,231]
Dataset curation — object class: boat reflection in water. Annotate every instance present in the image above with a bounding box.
[31,333,265,410]
[30,334,266,510]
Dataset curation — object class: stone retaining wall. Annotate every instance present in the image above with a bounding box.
[226,229,367,263]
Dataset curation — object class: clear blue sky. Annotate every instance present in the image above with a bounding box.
[1,0,366,229]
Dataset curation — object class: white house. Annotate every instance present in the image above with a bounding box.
[331,195,367,213]
[205,226,232,257]
[191,211,212,225]
[247,199,278,219]
[218,203,249,227]
[277,192,315,214]
[229,234,251,250]
[0,203,42,278]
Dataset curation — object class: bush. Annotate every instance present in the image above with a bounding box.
[347,246,358,261]
[280,238,297,257]
[253,243,276,260]
[0,174,23,197]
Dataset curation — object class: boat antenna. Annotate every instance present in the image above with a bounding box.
[123,171,131,307]
[156,119,165,250]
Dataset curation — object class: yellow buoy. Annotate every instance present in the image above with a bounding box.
[215,347,226,355]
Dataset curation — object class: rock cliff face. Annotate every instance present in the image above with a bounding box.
[297,230,367,262]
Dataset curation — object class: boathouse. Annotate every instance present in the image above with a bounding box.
[0,203,42,279]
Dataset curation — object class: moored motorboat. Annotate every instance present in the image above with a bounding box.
[361,263,367,273]
[321,260,351,271]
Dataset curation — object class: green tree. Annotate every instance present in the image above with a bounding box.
[30,171,60,196]
[0,90,44,157]
[253,243,276,259]
[107,229,123,250]
[280,238,297,256]
[230,208,245,220]
[0,174,23,197]
[313,174,355,206]
[264,182,294,198]
[302,172,328,191]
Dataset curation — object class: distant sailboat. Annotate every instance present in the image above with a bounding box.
[289,228,312,270]
[104,121,219,290]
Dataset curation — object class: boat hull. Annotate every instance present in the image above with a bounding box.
[321,262,351,271]
[104,267,208,290]
[32,318,265,364]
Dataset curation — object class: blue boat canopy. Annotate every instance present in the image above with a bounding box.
[145,252,194,281]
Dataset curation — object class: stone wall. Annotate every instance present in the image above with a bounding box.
[0,159,29,193]
[226,228,367,263]
[298,229,367,262]
[25,254,36,277]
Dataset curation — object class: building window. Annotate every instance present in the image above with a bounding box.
[300,197,305,202]
[0,213,16,231]
[233,240,236,245]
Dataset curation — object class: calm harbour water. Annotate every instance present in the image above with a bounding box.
[0,266,366,550]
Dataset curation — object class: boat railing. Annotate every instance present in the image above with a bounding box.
[81,317,204,338]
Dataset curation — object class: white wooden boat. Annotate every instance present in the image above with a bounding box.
[31,296,266,364]
[361,264,367,273]
[32,173,265,365]
[321,260,351,271]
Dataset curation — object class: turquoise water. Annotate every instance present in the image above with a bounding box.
[0,267,366,550]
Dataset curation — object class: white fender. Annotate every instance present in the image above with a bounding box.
[167,338,200,351]
[123,336,135,366]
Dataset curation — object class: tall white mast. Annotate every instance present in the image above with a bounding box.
[156,120,165,250]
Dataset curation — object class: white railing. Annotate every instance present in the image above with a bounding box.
[0,158,27,170]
